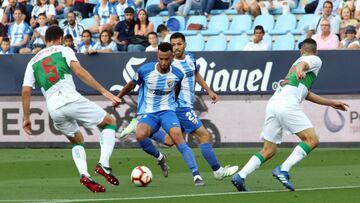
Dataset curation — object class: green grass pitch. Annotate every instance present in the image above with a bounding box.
[0,148,359,202]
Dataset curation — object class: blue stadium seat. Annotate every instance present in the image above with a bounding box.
[291,14,315,35]
[149,16,163,31]
[224,14,252,35]
[268,14,296,35]
[246,14,274,34]
[80,18,94,29]
[205,36,227,51]
[167,16,186,31]
[182,15,207,36]
[263,33,272,48]
[225,0,241,15]
[295,34,307,50]
[159,11,169,16]
[186,35,205,51]
[272,34,295,50]
[201,15,229,36]
[146,0,159,8]
[227,35,249,51]
[291,2,306,14]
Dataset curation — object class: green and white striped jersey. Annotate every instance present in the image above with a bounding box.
[23,45,82,109]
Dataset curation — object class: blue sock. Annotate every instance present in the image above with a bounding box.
[199,142,221,171]
[138,138,160,159]
[151,128,166,144]
[177,143,200,176]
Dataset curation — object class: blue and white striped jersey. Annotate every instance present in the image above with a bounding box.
[93,2,116,25]
[8,21,31,46]
[63,23,85,44]
[33,25,48,45]
[133,62,184,115]
[93,41,117,52]
[77,40,96,53]
[171,53,198,108]
[115,0,137,21]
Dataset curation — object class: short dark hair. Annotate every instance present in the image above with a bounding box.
[124,7,135,14]
[147,31,157,38]
[323,0,333,8]
[45,25,64,42]
[158,42,173,52]
[157,24,168,33]
[14,8,23,14]
[64,34,73,40]
[254,25,265,34]
[38,12,46,18]
[170,32,185,42]
[82,29,92,38]
[1,37,10,43]
[67,11,76,18]
[300,38,317,53]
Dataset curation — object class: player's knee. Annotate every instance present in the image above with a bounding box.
[164,135,175,147]
[195,130,211,144]
[168,129,185,144]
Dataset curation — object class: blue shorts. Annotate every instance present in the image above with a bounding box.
[138,110,181,133]
[176,107,203,133]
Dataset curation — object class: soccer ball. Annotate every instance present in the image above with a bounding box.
[131,166,153,186]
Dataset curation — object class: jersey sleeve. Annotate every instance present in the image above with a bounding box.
[62,47,79,67]
[132,67,144,85]
[187,52,198,73]
[302,56,322,74]
[22,62,36,88]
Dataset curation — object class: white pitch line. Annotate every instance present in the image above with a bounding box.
[2,185,360,203]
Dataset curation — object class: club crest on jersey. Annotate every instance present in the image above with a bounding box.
[167,80,175,88]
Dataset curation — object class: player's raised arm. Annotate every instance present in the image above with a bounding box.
[306,91,349,111]
[195,72,219,104]
[22,86,33,135]
[116,80,137,100]
[69,61,121,105]
[294,61,310,81]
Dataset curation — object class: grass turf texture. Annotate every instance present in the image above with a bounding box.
[0,148,359,202]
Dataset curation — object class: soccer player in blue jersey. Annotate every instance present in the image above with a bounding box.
[113,42,204,186]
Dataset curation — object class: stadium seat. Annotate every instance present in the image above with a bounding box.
[182,15,207,36]
[291,14,315,35]
[201,15,229,36]
[80,18,94,29]
[272,34,295,50]
[159,11,169,16]
[263,33,272,49]
[268,14,296,35]
[246,14,274,34]
[185,35,205,51]
[149,16,163,31]
[225,0,241,15]
[227,35,249,51]
[145,0,159,8]
[205,36,227,51]
[224,14,252,35]
[291,2,306,14]
[167,16,186,31]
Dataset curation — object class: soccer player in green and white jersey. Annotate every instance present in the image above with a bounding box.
[232,38,349,192]
[22,25,121,193]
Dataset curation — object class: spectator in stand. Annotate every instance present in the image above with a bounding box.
[339,6,357,39]
[92,0,117,33]
[0,22,6,43]
[73,0,93,18]
[113,6,135,51]
[8,8,30,53]
[353,0,360,21]
[64,33,78,52]
[30,0,56,28]
[18,0,33,24]
[93,29,118,52]
[259,0,296,15]
[147,0,185,17]
[28,12,47,53]
[312,18,339,49]
[145,31,158,52]
[307,1,341,38]
[52,0,73,19]
[178,0,202,16]
[63,11,85,44]
[314,0,341,15]
[201,0,230,16]
[134,9,153,36]
[157,24,171,43]
[234,0,260,17]
[304,0,318,14]
[0,37,13,54]
[339,25,360,48]
[115,0,137,22]
[78,29,96,53]
[1,0,20,25]
[243,25,271,51]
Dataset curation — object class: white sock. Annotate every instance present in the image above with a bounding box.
[238,155,262,179]
[99,128,116,168]
[72,145,90,177]
[281,145,307,172]
[157,152,164,161]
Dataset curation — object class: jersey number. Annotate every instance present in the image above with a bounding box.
[41,57,58,83]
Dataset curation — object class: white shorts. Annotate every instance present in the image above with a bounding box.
[48,97,107,137]
[260,98,313,144]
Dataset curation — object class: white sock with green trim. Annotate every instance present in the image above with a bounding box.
[72,145,90,177]
[99,127,116,168]
[281,142,311,172]
[238,153,265,179]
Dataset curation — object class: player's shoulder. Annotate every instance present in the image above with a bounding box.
[138,62,156,74]
[185,52,196,62]
[171,65,184,78]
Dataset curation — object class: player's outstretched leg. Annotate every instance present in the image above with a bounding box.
[232,140,276,192]
[117,117,139,139]
[80,174,106,193]
[95,115,119,185]
[272,166,294,191]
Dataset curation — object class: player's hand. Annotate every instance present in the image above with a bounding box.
[103,91,121,106]
[331,101,349,111]
[208,90,220,104]
[23,118,32,135]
